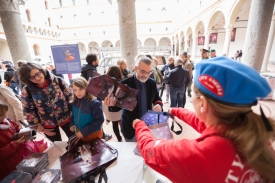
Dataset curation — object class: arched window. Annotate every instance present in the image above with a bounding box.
[146,9,152,21]
[59,0,62,7]
[60,16,63,26]
[45,1,48,9]
[48,18,51,27]
[74,14,77,26]
[87,0,89,4]
[161,8,166,21]
[72,0,75,6]
[26,9,31,22]
[33,44,41,56]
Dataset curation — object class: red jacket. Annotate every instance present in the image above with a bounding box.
[135,108,265,183]
[0,119,28,180]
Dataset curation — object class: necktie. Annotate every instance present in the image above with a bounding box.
[140,83,147,117]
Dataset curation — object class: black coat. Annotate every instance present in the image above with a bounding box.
[120,75,163,139]
[81,64,97,80]
[165,65,190,88]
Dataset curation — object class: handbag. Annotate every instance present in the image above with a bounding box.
[86,74,138,111]
[134,111,183,155]
[60,138,118,183]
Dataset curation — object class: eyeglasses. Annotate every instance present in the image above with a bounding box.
[138,67,152,75]
[29,71,42,80]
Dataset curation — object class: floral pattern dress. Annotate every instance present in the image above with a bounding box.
[21,71,73,128]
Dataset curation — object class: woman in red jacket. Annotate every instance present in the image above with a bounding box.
[0,102,28,180]
[133,56,275,183]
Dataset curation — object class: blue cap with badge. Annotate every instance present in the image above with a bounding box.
[194,56,271,106]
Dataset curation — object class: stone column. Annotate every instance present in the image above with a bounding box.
[204,32,209,50]
[185,40,188,52]
[191,36,197,61]
[178,41,181,55]
[262,13,275,72]
[242,0,275,72]
[0,0,32,65]
[117,0,138,71]
[222,24,233,57]
[174,41,178,56]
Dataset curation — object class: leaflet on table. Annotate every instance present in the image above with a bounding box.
[87,74,139,111]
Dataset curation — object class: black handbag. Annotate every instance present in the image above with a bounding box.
[60,138,118,183]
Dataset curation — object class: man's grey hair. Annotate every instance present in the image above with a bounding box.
[134,54,145,62]
[181,51,188,58]
[135,56,152,67]
[175,58,184,65]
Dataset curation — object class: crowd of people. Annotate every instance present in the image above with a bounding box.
[0,51,274,182]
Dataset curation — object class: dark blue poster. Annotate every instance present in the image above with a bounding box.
[51,44,81,74]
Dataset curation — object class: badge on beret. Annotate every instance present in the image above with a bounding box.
[198,74,224,97]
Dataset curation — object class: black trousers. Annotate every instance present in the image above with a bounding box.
[44,122,74,142]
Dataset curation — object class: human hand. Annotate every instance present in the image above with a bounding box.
[42,129,56,136]
[103,94,116,106]
[127,74,132,77]
[168,108,172,114]
[76,131,84,139]
[16,136,25,144]
[153,104,162,112]
[132,119,141,129]
[70,125,76,132]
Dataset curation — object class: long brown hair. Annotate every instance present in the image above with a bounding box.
[18,62,47,86]
[70,77,95,103]
[107,66,123,81]
[194,85,275,181]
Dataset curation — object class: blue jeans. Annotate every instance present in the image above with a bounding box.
[10,82,18,94]
[170,87,185,108]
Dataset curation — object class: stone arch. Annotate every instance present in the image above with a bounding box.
[144,38,156,46]
[88,41,99,52]
[101,40,113,47]
[23,25,27,33]
[228,0,247,26]
[34,27,38,34]
[137,39,142,47]
[206,10,226,33]
[186,27,193,37]
[115,40,120,47]
[33,44,41,56]
[27,26,31,33]
[159,37,171,46]
[194,21,205,35]
[78,42,87,60]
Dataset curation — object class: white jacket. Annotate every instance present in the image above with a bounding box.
[0,85,24,125]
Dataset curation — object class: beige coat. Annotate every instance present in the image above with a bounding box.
[0,85,25,124]
[183,60,193,79]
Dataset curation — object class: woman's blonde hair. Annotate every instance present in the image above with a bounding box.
[117,59,126,69]
[194,85,275,181]
[70,77,95,103]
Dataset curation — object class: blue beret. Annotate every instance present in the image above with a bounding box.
[194,56,271,106]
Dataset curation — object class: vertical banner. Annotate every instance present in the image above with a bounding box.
[51,44,81,74]
[231,28,237,42]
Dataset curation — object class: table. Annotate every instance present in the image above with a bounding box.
[46,141,145,183]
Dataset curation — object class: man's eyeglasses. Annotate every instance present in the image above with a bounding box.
[138,67,152,75]
[29,71,42,80]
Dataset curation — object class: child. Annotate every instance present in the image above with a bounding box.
[70,77,104,142]
[0,101,27,180]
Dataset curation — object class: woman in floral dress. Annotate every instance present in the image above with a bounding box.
[19,62,74,141]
